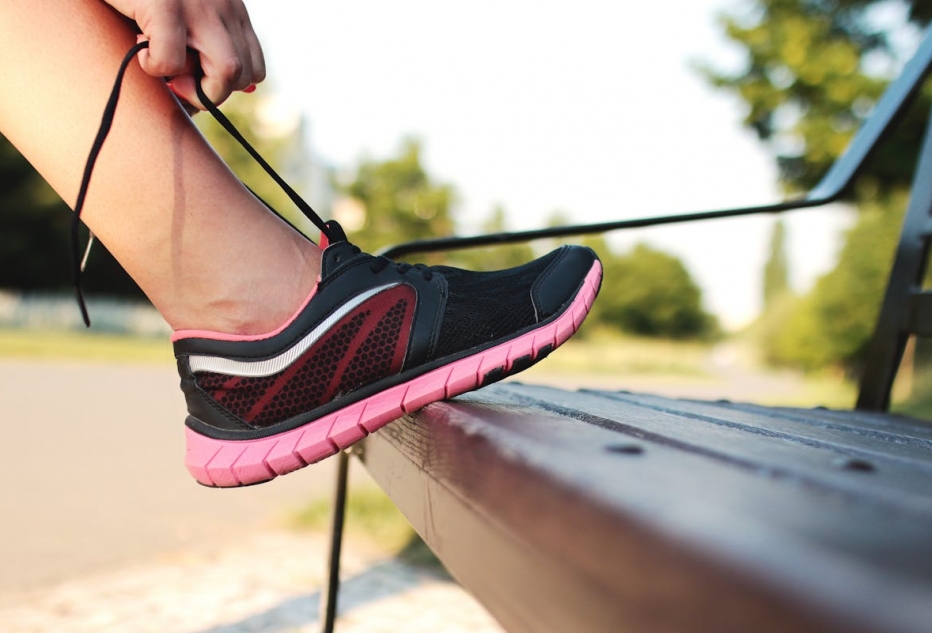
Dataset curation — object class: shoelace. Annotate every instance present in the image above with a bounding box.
[72,41,334,325]
[369,255,433,281]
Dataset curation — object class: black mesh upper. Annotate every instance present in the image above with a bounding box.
[431,250,559,359]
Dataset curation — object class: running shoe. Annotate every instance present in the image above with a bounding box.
[174,221,602,486]
[73,43,602,487]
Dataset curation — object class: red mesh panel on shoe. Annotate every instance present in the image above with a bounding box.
[196,285,416,428]
[335,297,412,396]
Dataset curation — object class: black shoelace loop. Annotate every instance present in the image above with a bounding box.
[369,256,433,281]
[72,42,333,326]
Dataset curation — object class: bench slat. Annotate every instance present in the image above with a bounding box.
[722,399,932,443]
[360,384,932,633]
[583,389,932,463]
[500,385,932,514]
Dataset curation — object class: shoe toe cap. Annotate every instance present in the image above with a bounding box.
[531,245,599,319]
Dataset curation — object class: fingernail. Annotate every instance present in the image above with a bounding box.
[243,84,257,94]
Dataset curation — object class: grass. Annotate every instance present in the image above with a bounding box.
[0,328,173,363]
[897,394,932,420]
[532,330,714,377]
[289,484,445,571]
[894,369,932,421]
[756,375,858,409]
[290,485,416,552]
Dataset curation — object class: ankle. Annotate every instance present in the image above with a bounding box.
[169,237,322,338]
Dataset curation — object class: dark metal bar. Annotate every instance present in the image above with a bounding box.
[857,102,932,411]
[380,198,824,259]
[320,451,350,633]
[380,24,932,260]
[907,292,932,337]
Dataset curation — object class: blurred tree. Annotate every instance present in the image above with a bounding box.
[597,243,718,339]
[806,193,906,373]
[340,138,455,259]
[763,218,790,309]
[539,211,717,339]
[704,0,932,373]
[704,0,931,194]
[0,133,69,290]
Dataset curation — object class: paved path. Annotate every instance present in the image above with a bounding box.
[0,360,365,592]
[0,359,503,632]
[0,529,502,633]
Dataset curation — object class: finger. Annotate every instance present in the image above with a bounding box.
[135,4,188,78]
[163,73,218,111]
[197,53,241,107]
[239,6,267,85]
[187,20,246,106]
[167,73,232,111]
[213,4,262,92]
[166,80,201,116]
[215,22,253,92]
[163,51,211,112]
[214,1,265,88]
[242,27,266,85]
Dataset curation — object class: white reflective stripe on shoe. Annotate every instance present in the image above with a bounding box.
[188,283,400,378]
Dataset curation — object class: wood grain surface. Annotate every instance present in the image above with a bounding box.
[360,383,932,633]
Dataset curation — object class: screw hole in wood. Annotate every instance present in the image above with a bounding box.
[834,457,875,473]
[605,444,644,456]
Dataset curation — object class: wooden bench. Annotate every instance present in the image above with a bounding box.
[359,386,932,633]
[320,27,932,633]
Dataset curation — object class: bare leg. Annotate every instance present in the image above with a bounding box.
[0,0,321,335]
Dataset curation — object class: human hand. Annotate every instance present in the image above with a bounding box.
[103,0,265,110]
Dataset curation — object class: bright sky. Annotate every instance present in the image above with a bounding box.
[246,0,853,329]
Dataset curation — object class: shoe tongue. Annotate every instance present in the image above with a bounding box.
[319,220,360,277]
[320,220,348,249]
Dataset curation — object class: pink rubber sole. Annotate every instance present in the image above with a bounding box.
[185,261,602,487]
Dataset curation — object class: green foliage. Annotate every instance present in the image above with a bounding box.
[340,138,454,258]
[0,134,68,289]
[0,327,172,363]
[763,219,790,309]
[535,211,718,339]
[760,193,903,372]
[291,485,415,551]
[806,196,903,371]
[592,241,718,339]
[706,0,931,372]
[758,292,831,370]
[897,339,932,420]
[704,0,930,193]
[290,484,444,570]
